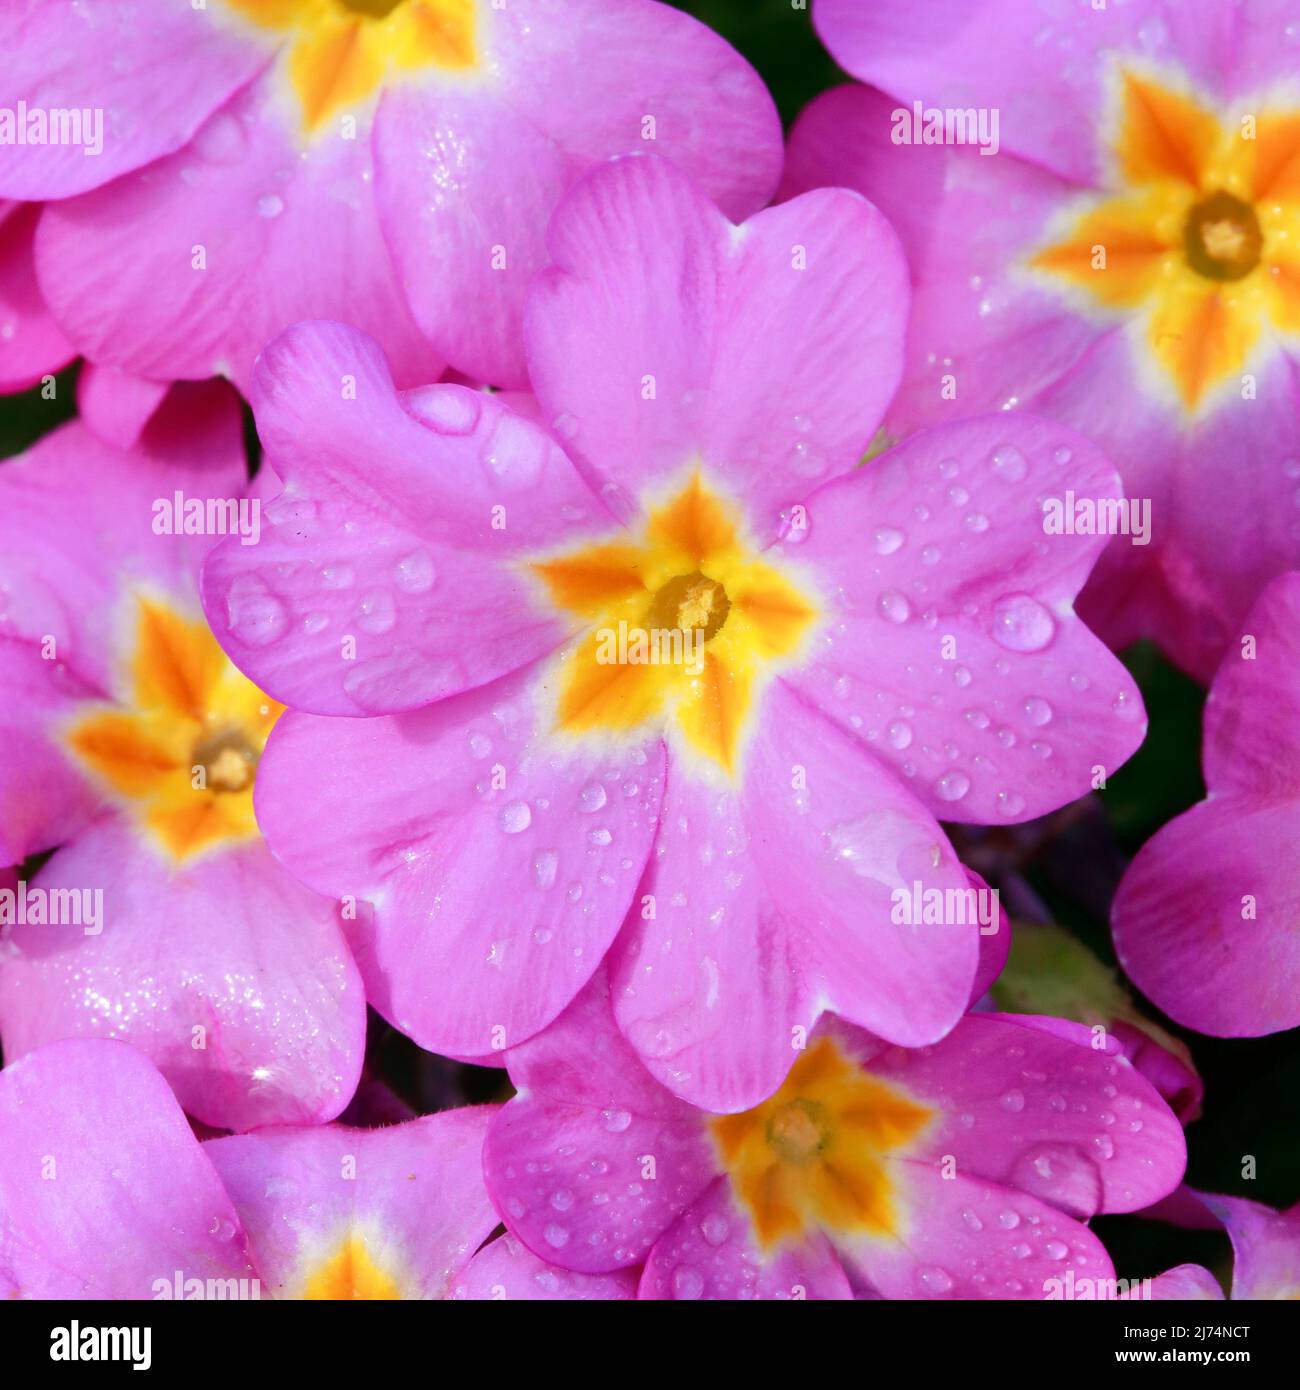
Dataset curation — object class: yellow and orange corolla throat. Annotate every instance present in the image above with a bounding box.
[710,1038,933,1250]
[529,474,818,778]
[302,1233,404,1299]
[225,0,477,132]
[64,596,282,864]
[1032,69,1300,413]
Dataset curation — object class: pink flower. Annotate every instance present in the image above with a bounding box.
[1132,1191,1300,1300]
[0,201,73,391]
[203,154,1145,1112]
[1,0,781,390]
[0,393,364,1130]
[482,973,1186,1300]
[795,0,1300,679]
[0,1037,617,1300]
[1113,572,1300,1036]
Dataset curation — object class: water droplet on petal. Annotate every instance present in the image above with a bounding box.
[991,593,1055,651]
[879,589,911,623]
[991,443,1028,481]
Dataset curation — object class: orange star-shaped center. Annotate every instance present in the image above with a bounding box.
[64,595,282,862]
[529,474,818,777]
[711,1038,933,1249]
[1032,70,1300,412]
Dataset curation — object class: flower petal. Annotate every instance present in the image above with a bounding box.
[609,680,978,1112]
[205,1108,498,1299]
[375,0,780,386]
[254,661,666,1058]
[525,153,909,540]
[0,819,365,1131]
[639,1178,853,1301]
[0,1038,256,1298]
[782,413,1146,824]
[0,1,272,198]
[202,321,608,715]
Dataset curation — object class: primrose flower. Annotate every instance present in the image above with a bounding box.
[1113,572,1300,1037]
[0,1037,608,1300]
[0,200,73,392]
[796,0,1300,679]
[0,0,781,389]
[203,154,1145,1112]
[0,394,364,1130]
[482,973,1186,1300]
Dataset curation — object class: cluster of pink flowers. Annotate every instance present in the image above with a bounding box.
[1,0,1297,1303]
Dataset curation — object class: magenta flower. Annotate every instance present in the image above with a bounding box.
[0,0,780,390]
[202,155,1145,1111]
[0,1037,608,1300]
[0,200,72,392]
[797,0,1300,679]
[1134,1191,1300,1300]
[0,395,364,1130]
[482,973,1186,1300]
[1114,572,1300,1036]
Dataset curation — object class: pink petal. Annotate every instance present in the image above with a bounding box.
[254,662,665,1059]
[0,638,101,862]
[451,1233,638,1301]
[1200,1193,1300,1301]
[201,321,606,715]
[75,362,169,450]
[37,77,440,391]
[0,1039,256,1298]
[0,2,271,198]
[0,202,74,391]
[0,393,246,695]
[483,974,716,1274]
[869,1013,1186,1217]
[610,680,978,1113]
[1131,1264,1224,1300]
[205,1108,498,1299]
[524,153,909,540]
[782,412,1146,824]
[811,0,1230,186]
[838,1158,1115,1300]
[782,85,1094,442]
[375,0,780,387]
[639,1179,853,1301]
[1202,573,1300,800]
[0,820,365,1132]
[1113,796,1300,1036]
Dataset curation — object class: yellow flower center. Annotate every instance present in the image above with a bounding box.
[303,1233,403,1299]
[710,1038,933,1249]
[530,475,817,777]
[64,596,282,862]
[224,0,477,132]
[1032,70,1300,412]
